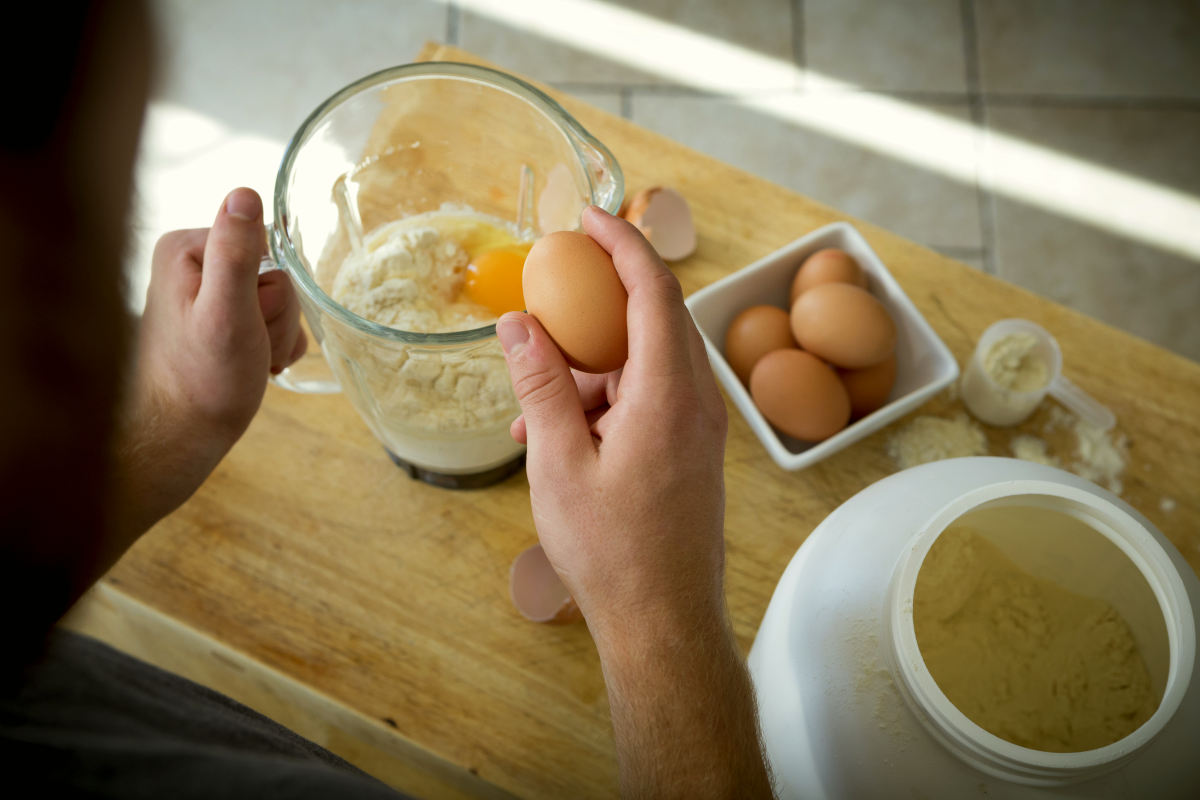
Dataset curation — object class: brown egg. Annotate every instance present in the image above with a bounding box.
[790,283,896,369]
[749,349,851,442]
[789,248,868,304]
[723,305,796,384]
[839,353,897,418]
[523,231,628,373]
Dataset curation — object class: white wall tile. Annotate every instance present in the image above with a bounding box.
[631,92,984,250]
[804,0,968,93]
[975,0,1200,98]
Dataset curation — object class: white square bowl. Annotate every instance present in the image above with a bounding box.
[685,221,959,471]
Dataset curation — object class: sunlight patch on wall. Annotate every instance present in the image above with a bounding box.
[454,0,1200,261]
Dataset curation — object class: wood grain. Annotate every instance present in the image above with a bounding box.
[62,43,1200,799]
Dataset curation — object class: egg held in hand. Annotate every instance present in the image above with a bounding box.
[724,305,796,385]
[750,349,851,442]
[522,231,628,374]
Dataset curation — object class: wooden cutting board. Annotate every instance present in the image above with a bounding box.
[62,43,1200,799]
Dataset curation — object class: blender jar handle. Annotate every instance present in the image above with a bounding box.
[567,125,625,215]
[260,257,342,394]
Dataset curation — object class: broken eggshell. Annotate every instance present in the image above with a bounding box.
[622,187,697,261]
[509,543,582,624]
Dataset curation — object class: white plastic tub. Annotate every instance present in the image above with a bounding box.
[749,457,1200,798]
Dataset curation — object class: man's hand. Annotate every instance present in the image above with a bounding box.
[111,188,305,554]
[499,207,774,798]
[501,207,726,634]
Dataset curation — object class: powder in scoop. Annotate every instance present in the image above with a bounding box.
[983,332,1049,392]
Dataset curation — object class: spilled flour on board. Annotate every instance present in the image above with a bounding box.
[886,405,1128,494]
[886,413,987,469]
[1011,434,1060,467]
[1044,406,1129,494]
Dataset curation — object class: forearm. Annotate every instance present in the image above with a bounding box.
[592,605,775,799]
[104,378,236,571]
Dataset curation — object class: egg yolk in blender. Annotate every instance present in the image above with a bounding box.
[462,244,531,316]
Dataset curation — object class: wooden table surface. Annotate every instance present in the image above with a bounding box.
[63,43,1200,799]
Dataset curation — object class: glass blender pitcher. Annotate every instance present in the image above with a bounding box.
[266,62,624,488]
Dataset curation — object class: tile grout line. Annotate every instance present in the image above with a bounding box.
[445,2,460,46]
[555,82,1003,105]
[934,246,989,256]
[792,0,806,92]
[960,0,998,276]
[984,94,1200,109]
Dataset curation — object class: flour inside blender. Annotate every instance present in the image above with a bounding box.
[315,205,534,476]
[331,207,532,333]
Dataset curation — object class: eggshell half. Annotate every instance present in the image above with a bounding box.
[524,231,628,373]
[622,187,697,261]
[510,543,581,624]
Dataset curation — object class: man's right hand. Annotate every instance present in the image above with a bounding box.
[499,207,774,799]
[498,206,728,638]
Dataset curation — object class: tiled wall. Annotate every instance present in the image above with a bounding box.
[139,0,1200,361]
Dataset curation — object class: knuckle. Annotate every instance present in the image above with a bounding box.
[647,270,685,307]
[513,365,569,410]
[153,228,204,260]
[213,237,261,268]
[151,232,185,264]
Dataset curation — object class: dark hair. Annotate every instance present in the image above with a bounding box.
[1,5,94,151]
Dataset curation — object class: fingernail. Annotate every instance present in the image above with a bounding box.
[496,315,529,356]
[226,188,261,221]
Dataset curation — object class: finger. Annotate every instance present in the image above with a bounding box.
[574,370,612,411]
[287,331,308,366]
[510,414,528,445]
[584,405,609,429]
[258,270,302,372]
[683,308,725,413]
[686,323,728,437]
[196,188,267,315]
[151,228,209,270]
[257,268,294,323]
[497,311,595,465]
[511,368,614,445]
[581,206,693,384]
[148,229,210,303]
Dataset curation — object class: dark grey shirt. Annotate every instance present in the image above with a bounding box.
[1,630,410,798]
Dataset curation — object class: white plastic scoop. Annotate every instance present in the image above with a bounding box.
[961,318,1116,430]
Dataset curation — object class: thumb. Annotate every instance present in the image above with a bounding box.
[498,312,594,463]
[197,188,266,315]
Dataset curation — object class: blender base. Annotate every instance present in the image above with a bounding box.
[385,450,526,490]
